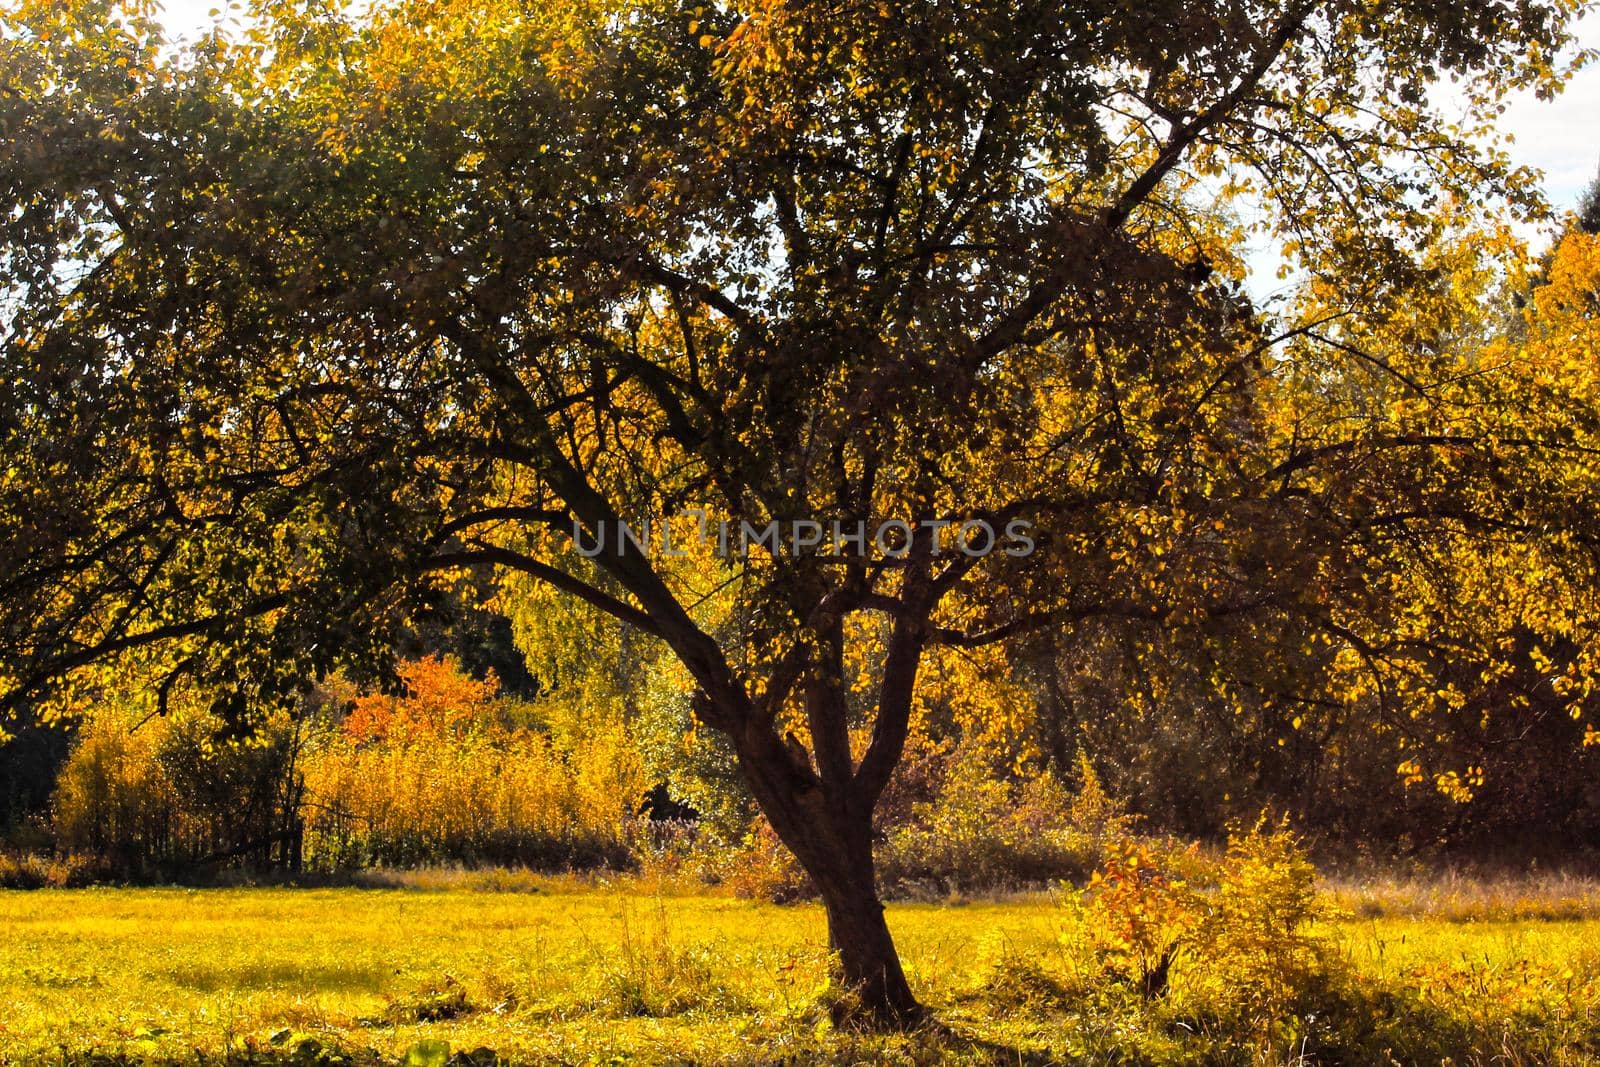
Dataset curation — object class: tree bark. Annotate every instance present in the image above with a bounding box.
[726,704,924,1029]
[810,822,921,1027]
[682,605,931,1030]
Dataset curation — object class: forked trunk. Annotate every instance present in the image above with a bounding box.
[730,720,925,1029]
[717,616,930,1030]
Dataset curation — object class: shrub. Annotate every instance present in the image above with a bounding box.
[300,660,645,871]
[0,850,109,888]
[1182,818,1339,1025]
[46,657,647,879]
[1076,838,1199,999]
[341,655,500,744]
[51,696,302,878]
[718,818,814,903]
[50,704,176,874]
[1065,818,1337,1020]
[300,724,641,870]
[877,749,1124,895]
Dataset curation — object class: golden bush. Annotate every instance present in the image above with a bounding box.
[301,658,646,870]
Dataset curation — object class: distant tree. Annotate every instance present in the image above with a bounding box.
[1579,161,1600,235]
[393,576,540,698]
[4,0,1598,1025]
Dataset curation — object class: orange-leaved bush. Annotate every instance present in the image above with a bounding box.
[340,655,500,743]
[1063,818,1336,1017]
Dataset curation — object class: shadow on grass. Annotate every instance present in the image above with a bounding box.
[167,959,393,994]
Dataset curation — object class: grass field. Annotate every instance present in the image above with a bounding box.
[3,880,1598,1065]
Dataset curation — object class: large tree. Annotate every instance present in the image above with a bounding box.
[4,0,1598,1025]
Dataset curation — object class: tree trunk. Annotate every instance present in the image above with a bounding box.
[697,608,930,1030]
[728,714,924,1029]
[812,845,921,1027]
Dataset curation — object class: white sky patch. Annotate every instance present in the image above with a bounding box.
[159,0,232,39]
[1499,15,1600,214]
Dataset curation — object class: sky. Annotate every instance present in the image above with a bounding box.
[155,1,1599,232]
[1490,16,1600,217]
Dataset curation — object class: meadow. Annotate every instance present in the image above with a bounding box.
[3,876,1598,1066]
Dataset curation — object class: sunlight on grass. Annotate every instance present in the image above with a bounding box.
[3,884,1597,1065]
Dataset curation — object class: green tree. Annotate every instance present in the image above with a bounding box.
[1579,161,1600,235]
[3,0,1596,1025]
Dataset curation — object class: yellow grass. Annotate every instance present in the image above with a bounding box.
[2,881,1597,1065]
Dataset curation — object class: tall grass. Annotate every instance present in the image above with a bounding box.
[41,657,649,880]
[299,717,644,871]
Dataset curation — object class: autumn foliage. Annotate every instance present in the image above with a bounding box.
[43,657,647,876]
[5,0,1600,1027]
[340,656,500,744]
